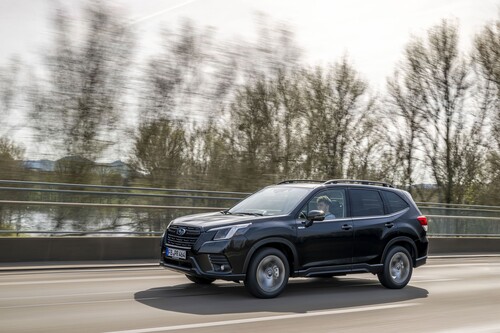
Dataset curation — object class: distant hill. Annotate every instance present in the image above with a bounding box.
[22,157,130,177]
[23,159,55,172]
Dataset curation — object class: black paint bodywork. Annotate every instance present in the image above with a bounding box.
[159,183,428,282]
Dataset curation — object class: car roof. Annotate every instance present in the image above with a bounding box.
[276,179,395,189]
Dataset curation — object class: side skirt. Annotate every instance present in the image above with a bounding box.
[295,263,383,277]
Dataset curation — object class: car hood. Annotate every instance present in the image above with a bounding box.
[170,212,275,230]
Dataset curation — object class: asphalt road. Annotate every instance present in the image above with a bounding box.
[1,257,500,333]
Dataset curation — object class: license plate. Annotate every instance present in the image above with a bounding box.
[166,247,186,260]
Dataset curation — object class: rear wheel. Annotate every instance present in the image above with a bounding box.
[245,248,289,298]
[185,275,215,285]
[378,246,413,289]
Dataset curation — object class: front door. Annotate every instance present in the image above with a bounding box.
[296,189,353,269]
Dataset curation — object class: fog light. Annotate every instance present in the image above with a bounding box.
[209,254,231,272]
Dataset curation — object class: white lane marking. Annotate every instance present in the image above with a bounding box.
[436,323,500,333]
[430,254,500,258]
[0,297,160,310]
[104,302,419,333]
[0,275,181,286]
[0,284,205,301]
[411,278,460,283]
[0,289,158,301]
[427,263,500,268]
[0,265,160,276]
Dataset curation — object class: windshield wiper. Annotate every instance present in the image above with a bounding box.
[233,212,264,216]
[220,210,232,215]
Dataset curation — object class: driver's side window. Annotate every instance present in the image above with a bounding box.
[299,189,346,220]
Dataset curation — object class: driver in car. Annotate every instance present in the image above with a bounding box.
[316,195,336,220]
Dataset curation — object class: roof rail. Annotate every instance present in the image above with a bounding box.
[323,179,394,188]
[277,179,324,185]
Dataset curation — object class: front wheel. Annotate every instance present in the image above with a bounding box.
[185,275,215,285]
[245,248,289,298]
[378,246,413,289]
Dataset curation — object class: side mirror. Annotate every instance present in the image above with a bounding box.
[304,210,325,227]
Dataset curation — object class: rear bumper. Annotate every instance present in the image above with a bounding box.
[415,255,427,268]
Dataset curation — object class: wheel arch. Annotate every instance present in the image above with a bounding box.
[243,237,298,274]
[381,236,418,266]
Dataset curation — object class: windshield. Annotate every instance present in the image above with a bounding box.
[228,186,311,216]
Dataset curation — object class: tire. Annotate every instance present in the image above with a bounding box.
[245,248,289,298]
[377,246,413,289]
[185,275,215,285]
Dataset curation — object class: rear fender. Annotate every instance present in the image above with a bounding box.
[381,236,418,266]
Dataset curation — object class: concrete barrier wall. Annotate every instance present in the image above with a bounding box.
[1,236,499,263]
[428,237,500,255]
[0,237,161,262]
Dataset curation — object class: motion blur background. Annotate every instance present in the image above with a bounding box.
[0,0,499,234]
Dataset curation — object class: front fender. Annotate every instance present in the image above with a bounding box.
[242,237,299,274]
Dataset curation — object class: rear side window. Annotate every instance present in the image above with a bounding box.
[382,191,409,214]
[349,189,384,217]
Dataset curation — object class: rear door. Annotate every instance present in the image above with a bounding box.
[348,188,399,265]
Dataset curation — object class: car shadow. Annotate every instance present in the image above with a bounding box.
[134,275,428,315]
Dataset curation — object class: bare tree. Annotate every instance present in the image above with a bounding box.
[245,14,302,79]
[386,50,430,191]
[398,20,488,203]
[132,20,232,188]
[300,58,373,180]
[138,19,238,123]
[29,3,134,162]
[473,16,500,147]
[186,120,240,190]
[0,57,25,178]
[275,68,303,178]
[471,16,500,204]
[0,58,20,130]
[130,118,186,188]
[228,77,281,188]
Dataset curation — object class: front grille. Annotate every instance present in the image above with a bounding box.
[166,225,201,249]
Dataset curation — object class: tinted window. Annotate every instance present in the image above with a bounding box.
[349,189,384,217]
[300,189,346,220]
[382,191,409,213]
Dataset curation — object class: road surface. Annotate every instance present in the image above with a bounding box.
[1,257,500,332]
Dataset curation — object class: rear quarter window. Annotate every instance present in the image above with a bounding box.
[382,191,409,214]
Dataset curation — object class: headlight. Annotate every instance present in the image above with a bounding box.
[211,223,252,240]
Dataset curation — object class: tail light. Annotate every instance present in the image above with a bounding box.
[417,216,428,232]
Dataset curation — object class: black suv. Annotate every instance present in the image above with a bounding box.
[160,179,428,298]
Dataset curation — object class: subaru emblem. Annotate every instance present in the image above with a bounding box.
[177,227,186,236]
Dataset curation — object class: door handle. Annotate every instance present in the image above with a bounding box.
[385,223,394,228]
[341,224,353,231]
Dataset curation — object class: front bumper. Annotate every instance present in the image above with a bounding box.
[159,250,245,282]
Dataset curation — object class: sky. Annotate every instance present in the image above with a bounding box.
[0,0,498,89]
[0,0,498,160]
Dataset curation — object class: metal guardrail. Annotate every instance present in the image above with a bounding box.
[0,180,499,237]
[0,180,241,236]
[416,201,500,210]
[0,179,251,196]
[0,230,163,235]
[0,200,226,210]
